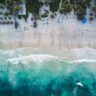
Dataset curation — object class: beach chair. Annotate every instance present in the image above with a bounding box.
[10,21,13,24]
[0,17,2,19]
[4,17,7,20]
[2,22,4,24]
[3,22,6,25]
[6,21,9,24]
[9,17,11,19]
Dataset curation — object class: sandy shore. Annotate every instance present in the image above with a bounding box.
[0,14,96,50]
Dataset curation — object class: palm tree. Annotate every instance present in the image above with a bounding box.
[59,0,72,14]
[58,0,63,11]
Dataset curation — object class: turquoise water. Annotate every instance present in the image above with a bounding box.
[0,50,96,96]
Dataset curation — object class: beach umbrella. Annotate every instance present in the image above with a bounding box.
[82,18,87,24]
[82,18,87,33]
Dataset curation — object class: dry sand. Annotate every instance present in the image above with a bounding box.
[0,15,96,51]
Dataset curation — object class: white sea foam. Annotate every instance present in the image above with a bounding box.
[76,82,83,87]
[70,59,96,63]
[7,54,56,64]
[3,47,96,65]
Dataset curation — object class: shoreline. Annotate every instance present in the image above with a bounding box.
[0,47,96,61]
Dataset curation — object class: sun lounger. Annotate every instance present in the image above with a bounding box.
[0,17,3,20]
[9,17,11,19]
[10,21,13,24]
[4,17,7,20]
[2,22,4,24]
[6,21,9,24]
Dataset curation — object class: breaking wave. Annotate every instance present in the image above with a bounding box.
[7,54,59,64]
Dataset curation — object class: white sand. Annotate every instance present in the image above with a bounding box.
[0,13,96,51]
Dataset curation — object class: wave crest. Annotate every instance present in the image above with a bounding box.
[7,54,59,64]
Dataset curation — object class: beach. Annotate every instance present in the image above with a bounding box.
[0,14,96,96]
[0,1,96,96]
[0,13,96,51]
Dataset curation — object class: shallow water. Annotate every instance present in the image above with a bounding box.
[0,48,96,96]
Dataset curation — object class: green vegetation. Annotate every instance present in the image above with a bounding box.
[92,5,96,17]
[0,0,96,21]
[5,0,24,15]
[49,0,60,13]
[60,1,72,14]
[26,0,41,16]
[17,11,29,21]
[71,0,91,20]
[41,13,48,18]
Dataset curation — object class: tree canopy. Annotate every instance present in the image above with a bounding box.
[0,0,96,21]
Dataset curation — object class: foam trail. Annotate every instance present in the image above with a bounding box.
[70,59,96,63]
[7,54,58,64]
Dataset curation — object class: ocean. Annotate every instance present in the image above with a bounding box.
[0,48,96,96]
